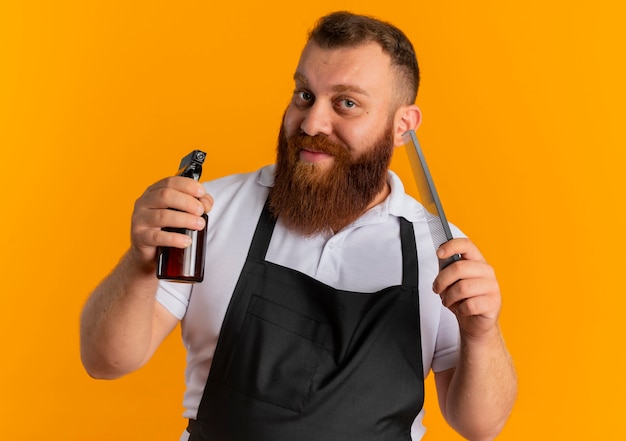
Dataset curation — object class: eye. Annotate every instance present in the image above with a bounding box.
[292,89,314,109]
[296,90,313,102]
[336,98,358,111]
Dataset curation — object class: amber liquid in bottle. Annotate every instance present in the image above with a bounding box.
[156,215,207,282]
[156,150,207,283]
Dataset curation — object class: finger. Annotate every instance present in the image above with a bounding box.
[439,276,500,309]
[433,259,494,294]
[147,176,207,198]
[452,294,501,319]
[134,225,193,250]
[136,206,206,232]
[133,207,207,246]
[437,238,485,262]
[140,186,206,217]
[199,193,214,214]
[142,177,206,211]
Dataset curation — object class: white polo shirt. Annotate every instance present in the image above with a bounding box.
[156,165,461,440]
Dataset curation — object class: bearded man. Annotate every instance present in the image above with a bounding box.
[80,11,517,441]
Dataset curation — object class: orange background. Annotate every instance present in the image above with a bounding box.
[1,1,624,439]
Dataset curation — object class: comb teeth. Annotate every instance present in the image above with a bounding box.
[423,209,449,249]
[402,129,455,256]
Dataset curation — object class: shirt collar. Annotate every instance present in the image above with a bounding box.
[259,164,275,188]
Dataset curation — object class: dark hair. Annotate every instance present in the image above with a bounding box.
[308,11,420,104]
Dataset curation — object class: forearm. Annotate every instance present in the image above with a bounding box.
[80,249,160,379]
[443,326,517,440]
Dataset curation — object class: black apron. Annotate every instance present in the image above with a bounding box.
[189,202,424,440]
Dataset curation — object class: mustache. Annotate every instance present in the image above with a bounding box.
[286,133,349,158]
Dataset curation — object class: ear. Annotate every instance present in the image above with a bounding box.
[392,104,422,147]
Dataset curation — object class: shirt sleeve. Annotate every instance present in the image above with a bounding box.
[156,281,193,320]
[430,305,460,372]
[430,222,464,373]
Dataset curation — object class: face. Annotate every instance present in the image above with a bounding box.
[269,42,403,236]
[283,41,403,169]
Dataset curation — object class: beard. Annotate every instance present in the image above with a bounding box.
[268,121,395,236]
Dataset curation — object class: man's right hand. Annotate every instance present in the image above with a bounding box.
[129,176,214,266]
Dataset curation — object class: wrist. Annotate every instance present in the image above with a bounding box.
[460,324,503,351]
[125,247,158,277]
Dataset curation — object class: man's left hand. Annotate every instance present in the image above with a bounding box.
[432,238,502,339]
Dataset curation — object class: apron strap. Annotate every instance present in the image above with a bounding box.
[246,199,277,261]
[399,217,419,290]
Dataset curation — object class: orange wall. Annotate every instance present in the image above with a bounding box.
[1,1,624,439]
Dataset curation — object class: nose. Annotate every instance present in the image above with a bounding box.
[299,101,332,137]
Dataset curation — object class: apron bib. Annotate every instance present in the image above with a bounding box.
[189,202,424,440]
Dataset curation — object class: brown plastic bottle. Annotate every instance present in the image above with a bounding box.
[156,150,207,283]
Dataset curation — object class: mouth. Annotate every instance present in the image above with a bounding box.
[299,148,334,164]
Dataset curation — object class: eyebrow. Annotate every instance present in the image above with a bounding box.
[294,72,370,97]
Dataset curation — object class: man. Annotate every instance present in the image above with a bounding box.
[80,11,517,441]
